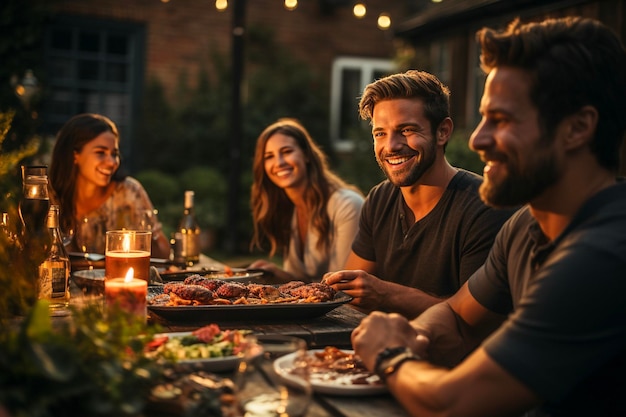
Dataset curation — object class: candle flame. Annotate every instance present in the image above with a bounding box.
[125,267,134,283]
[122,233,131,252]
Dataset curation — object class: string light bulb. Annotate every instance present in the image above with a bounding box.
[284,0,297,11]
[377,13,391,30]
[353,3,366,18]
[215,0,227,11]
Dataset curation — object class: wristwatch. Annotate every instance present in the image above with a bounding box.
[374,346,423,381]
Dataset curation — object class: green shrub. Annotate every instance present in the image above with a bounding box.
[445,129,484,175]
[134,170,178,208]
[179,166,228,230]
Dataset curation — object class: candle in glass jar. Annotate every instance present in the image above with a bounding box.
[105,231,151,281]
[105,250,150,281]
[104,267,147,321]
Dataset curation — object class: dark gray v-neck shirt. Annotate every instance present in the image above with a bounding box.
[470,182,626,416]
[352,169,515,297]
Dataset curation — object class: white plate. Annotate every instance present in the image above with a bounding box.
[150,332,243,372]
[273,349,386,396]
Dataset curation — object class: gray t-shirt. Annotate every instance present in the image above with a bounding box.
[352,169,515,298]
[470,182,626,416]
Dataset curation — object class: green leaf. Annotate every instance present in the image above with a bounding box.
[24,300,53,340]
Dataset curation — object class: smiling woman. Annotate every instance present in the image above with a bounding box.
[248,118,365,283]
[48,113,171,258]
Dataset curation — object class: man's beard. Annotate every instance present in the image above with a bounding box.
[480,139,560,207]
[377,140,437,188]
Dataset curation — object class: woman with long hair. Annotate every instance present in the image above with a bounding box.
[49,113,171,258]
[249,118,364,282]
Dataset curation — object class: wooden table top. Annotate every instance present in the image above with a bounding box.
[66,288,408,416]
[148,304,408,417]
[150,304,365,350]
[69,253,409,417]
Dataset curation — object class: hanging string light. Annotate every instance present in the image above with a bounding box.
[377,13,391,30]
[215,0,227,11]
[353,3,366,18]
[159,0,397,31]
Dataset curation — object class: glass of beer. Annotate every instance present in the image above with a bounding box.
[105,230,151,281]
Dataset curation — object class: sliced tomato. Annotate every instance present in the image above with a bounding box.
[145,335,169,351]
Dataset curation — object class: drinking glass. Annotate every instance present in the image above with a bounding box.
[105,230,151,281]
[76,215,107,254]
[234,335,312,417]
[136,209,158,232]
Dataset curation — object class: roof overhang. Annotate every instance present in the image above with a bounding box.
[394,0,590,41]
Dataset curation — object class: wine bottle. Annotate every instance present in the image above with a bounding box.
[175,190,201,266]
[38,205,70,309]
[1,212,20,248]
[18,165,51,249]
[1,212,12,241]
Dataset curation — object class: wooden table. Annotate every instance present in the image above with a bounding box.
[150,304,365,349]
[148,307,408,417]
[308,392,408,417]
[148,304,409,417]
[69,253,409,417]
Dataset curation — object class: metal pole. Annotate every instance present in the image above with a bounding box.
[225,0,246,254]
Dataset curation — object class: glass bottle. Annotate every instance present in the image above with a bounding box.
[18,165,51,248]
[38,205,71,309]
[175,190,201,265]
[1,212,20,249]
[1,212,12,241]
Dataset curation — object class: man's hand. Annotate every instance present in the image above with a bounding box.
[351,311,421,371]
[322,270,389,313]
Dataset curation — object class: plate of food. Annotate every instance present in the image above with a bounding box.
[147,280,351,321]
[144,324,251,372]
[72,267,165,294]
[71,268,105,295]
[274,346,386,396]
[158,268,263,283]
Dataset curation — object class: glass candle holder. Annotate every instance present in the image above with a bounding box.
[105,230,151,281]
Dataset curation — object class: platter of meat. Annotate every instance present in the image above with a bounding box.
[147,278,352,321]
[274,346,386,396]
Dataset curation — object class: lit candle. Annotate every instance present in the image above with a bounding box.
[104,267,147,321]
[105,231,151,281]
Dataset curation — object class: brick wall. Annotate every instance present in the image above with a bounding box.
[46,0,400,98]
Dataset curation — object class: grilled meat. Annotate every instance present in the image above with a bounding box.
[183,275,226,291]
[215,282,249,299]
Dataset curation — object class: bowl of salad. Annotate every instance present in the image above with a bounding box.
[145,324,251,372]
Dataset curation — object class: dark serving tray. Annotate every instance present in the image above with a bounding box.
[147,286,352,321]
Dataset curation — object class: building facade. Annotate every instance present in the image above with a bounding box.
[393,0,626,173]
[34,0,406,167]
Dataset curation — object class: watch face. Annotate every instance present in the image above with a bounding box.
[377,347,411,363]
[375,347,420,380]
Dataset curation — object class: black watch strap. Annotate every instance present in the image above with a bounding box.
[375,346,422,381]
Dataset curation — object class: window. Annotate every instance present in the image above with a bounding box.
[330,57,396,152]
[430,40,451,86]
[42,15,145,168]
[465,32,485,128]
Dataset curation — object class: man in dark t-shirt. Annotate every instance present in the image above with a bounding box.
[324,70,514,318]
[351,17,626,417]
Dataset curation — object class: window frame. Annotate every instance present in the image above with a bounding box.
[330,56,396,152]
[42,14,145,169]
